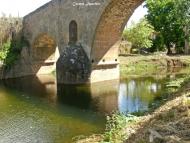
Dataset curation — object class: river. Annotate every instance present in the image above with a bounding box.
[0,73,187,142]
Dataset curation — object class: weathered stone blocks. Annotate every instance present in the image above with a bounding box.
[6,0,144,83]
[56,44,91,84]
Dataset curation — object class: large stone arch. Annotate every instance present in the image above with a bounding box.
[7,0,146,83]
[92,0,144,62]
[90,0,144,82]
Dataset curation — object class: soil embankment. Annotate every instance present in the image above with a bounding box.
[120,55,190,78]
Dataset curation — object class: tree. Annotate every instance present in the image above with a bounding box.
[123,18,154,50]
[174,0,190,54]
[146,0,190,54]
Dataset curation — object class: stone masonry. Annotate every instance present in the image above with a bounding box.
[6,0,143,84]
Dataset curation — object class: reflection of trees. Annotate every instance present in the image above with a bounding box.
[119,77,163,113]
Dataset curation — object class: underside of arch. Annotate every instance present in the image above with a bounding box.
[33,34,57,61]
[90,0,144,82]
[92,0,144,62]
[32,33,59,74]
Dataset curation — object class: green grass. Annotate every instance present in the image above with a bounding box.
[120,60,160,78]
[119,55,190,78]
[166,75,190,92]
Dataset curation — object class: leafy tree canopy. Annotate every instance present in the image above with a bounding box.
[146,0,190,54]
[123,18,154,49]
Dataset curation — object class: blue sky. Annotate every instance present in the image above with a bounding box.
[0,0,147,27]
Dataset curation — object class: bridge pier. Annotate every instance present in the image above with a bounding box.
[56,44,91,84]
[56,50,120,84]
[56,61,120,84]
[90,62,120,83]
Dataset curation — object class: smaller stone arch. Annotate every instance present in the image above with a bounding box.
[32,33,60,74]
[69,20,78,44]
[33,33,57,61]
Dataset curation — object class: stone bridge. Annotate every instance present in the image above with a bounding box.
[12,0,143,84]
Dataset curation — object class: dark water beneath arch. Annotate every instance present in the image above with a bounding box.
[0,73,186,142]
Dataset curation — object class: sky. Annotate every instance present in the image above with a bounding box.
[127,2,148,27]
[0,0,147,26]
[0,0,51,17]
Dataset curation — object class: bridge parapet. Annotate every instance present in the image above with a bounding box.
[24,1,53,20]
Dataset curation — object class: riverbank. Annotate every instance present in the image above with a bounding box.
[75,75,190,143]
[76,54,190,143]
[124,75,190,143]
[120,54,190,78]
[125,89,190,143]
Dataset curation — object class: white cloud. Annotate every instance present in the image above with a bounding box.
[0,0,51,17]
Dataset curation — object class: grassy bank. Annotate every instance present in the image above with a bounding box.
[75,55,190,143]
[120,54,190,78]
[75,75,190,143]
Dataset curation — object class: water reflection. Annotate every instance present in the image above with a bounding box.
[0,74,184,142]
[58,77,166,114]
[119,78,163,113]
[90,80,119,113]
[1,75,168,114]
[57,80,119,113]
[0,75,106,143]
[1,75,57,103]
[57,84,92,109]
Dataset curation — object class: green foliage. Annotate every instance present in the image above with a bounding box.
[174,0,190,54]
[146,0,190,54]
[0,40,21,68]
[103,112,137,143]
[174,0,190,26]
[166,75,190,92]
[0,41,11,61]
[120,60,159,78]
[123,19,154,49]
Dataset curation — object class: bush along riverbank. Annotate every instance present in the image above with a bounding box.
[75,75,190,143]
[120,54,190,78]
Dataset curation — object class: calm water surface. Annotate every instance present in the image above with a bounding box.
[0,74,185,142]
